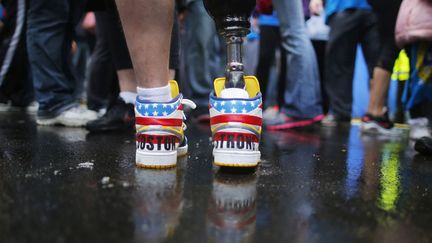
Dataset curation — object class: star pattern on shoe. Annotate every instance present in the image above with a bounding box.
[210,97,261,114]
[136,98,181,117]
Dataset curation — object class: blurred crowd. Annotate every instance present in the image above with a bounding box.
[0,0,431,155]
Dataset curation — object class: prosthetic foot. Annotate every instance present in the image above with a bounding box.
[204,0,263,167]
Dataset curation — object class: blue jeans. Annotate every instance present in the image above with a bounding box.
[27,0,86,118]
[272,0,323,118]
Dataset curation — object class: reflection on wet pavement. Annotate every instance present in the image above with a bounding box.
[133,163,184,241]
[207,171,257,242]
[1,112,432,242]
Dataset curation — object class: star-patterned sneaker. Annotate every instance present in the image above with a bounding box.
[135,80,196,169]
[209,76,262,167]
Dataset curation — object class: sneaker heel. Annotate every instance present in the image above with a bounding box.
[213,149,260,167]
[136,150,177,169]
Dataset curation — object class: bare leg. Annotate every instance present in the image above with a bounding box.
[367,67,391,116]
[115,0,174,88]
[169,69,176,81]
[117,69,136,92]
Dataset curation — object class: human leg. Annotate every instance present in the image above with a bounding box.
[86,11,118,112]
[27,0,76,117]
[360,5,402,135]
[364,1,401,117]
[116,0,195,168]
[204,0,262,167]
[115,0,173,89]
[265,0,323,130]
[0,0,34,110]
[184,0,220,111]
[27,0,97,126]
[255,25,279,106]
[273,0,322,119]
[324,10,362,121]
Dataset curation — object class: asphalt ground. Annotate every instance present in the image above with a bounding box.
[0,111,431,243]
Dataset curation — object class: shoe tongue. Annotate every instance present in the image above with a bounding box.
[220,88,249,99]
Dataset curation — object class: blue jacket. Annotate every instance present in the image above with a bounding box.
[325,0,371,20]
[258,11,279,27]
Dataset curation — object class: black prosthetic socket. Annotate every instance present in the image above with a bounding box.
[203,0,256,89]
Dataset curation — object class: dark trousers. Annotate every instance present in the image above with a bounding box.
[255,25,286,108]
[312,40,328,113]
[27,0,87,118]
[0,0,34,107]
[325,9,379,119]
[368,0,402,71]
[86,11,119,111]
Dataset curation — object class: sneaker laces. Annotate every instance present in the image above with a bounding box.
[181,99,196,131]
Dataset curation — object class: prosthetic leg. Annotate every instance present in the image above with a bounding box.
[203,0,256,89]
[204,0,262,168]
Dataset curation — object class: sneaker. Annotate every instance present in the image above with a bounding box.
[414,136,432,156]
[23,101,39,114]
[408,117,431,140]
[36,106,98,127]
[321,113,350,127]
[209,76,262,167]
[0,100,12,112]
[262,106,279,124]
[135,80,195,169]
[265,112,324,130]
[86,98,135,132]
[361,113,401,136]
[0,100,39,114]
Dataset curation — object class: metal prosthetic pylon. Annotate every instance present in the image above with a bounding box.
[203,0,256,89]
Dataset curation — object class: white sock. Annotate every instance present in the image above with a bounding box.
[137,84,171,102]
[119,91,137,104]
[220,88,249,99]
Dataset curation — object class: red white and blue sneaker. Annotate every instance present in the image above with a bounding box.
[135,80,196,169]
[209,76,263,167]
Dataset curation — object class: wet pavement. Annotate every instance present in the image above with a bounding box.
[1,112,432,243]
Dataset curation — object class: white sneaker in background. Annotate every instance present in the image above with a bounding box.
[0,101,38,113]
[25,101,39,114]
[408,117,431,140]
[0,101,11,112]
[37,106,98,127]
[262,106,279,124]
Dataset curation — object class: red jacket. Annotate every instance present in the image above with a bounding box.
[395,0,432,48]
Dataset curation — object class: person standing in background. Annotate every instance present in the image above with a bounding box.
[310,0,379,125]
[181,0,224,122]
[255,10,286,120]
[0,0,35,112]
[265,0,324,130]
[27,0,98,126]
[360,0,402,135]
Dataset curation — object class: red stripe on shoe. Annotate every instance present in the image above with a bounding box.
[210,115,262,126]
[136,117,182,126]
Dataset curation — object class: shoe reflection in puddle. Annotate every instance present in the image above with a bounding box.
[207,171,257,242]
[133,161,185,242]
